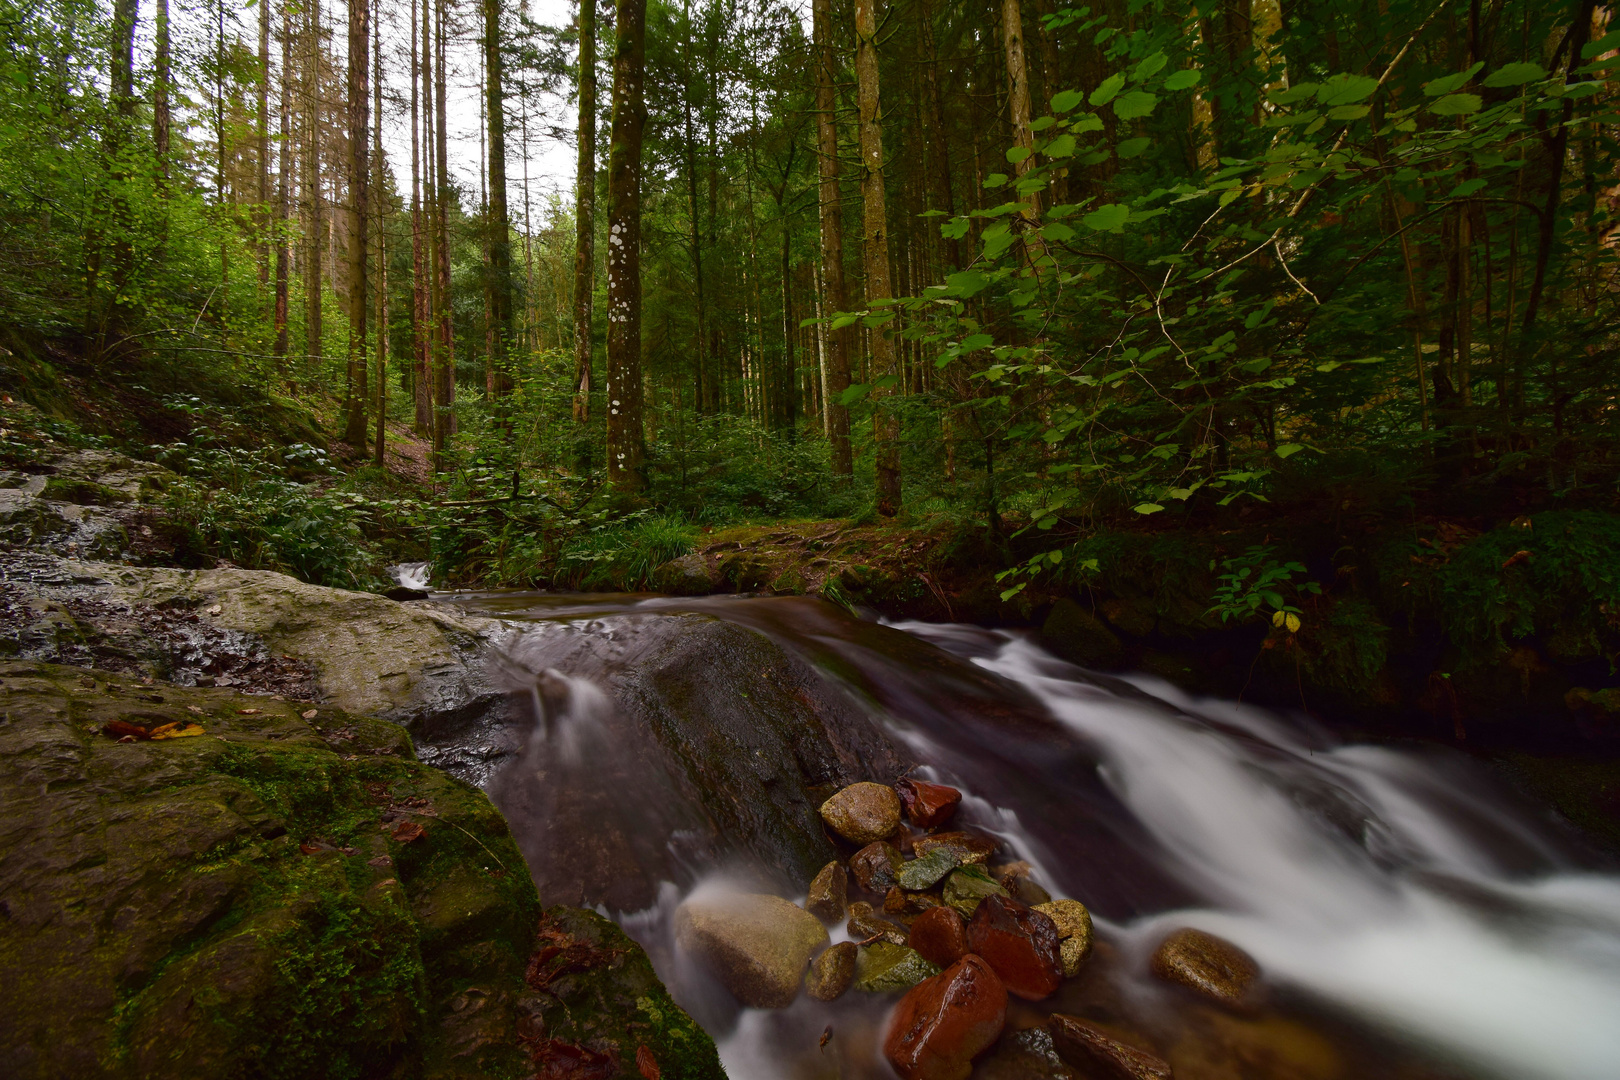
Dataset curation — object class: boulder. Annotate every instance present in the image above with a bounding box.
[805,860,848,922]
[896,778,962,829]
[850,840,904,892]
[883,955,1008,1080]
[806,941,858,1002]
[966,894,1063,1000]
[899,848,961,891]
[675,892,830,1008]
[820,781,903,844]
[942,864,1009,917]
[854,941,940,993]
[913,830,999,865]
[908,905,970,968]
[1048,1014,1173,1080]
[1035,898,1094,976]
[1149,927,1259,1007]
[1041,599,1125,669]
[652,553,719,596]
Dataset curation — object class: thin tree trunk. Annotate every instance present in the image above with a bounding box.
[485,0,515,408]
[433,0,455,459]
[605,0,647,488]
[572,0,598,423]
[258,0,272,289]
[410,0,431,432]
[305,0,325,387]
[682,0,707,416]
[855,0,900,515]
[343,0,371,448]
[154,0,171,189]
[814,0,852,480]
[918,0,959,271]
[374,4,388,467]
[274,0,291,367]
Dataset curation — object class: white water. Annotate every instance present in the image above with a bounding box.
[390,561,432,591]
[946,631,1620,1080]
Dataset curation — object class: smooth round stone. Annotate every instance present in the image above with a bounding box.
[806,860,848,922]
[820,782,903,844]
[806,941,858,1001]
[1149,927,1259,1007]
[1048,1014,1172,1080]
[966,894,1063,1001]
[895,778,963,828]
[675,892,829,1008]
[884,955,1008,1080]
[1035,898,1094,975]
[908,904,970,969]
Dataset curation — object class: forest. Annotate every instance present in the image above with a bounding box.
[4,0,1620,727]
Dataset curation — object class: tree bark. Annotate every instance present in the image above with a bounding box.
[682,0,707,417]
[572,0,598,423]
[485,0,515,408]
[154,0,171,188]
[410,0,432,432]
[373,4,388,467]
[305,0,324,383]
[814,0,853,479]
[258,0,272,288]
[273,0,291,366]
[854,0,900,515]
[343,0,371,449]
[433,0,455,459]
[917,0,959,272]
[605,0,647,489]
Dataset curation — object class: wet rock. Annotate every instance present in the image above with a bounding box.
[675,892,830,1008]
[976,1027,1078,1080]
[1048,1014,1172,1080]
[652,553,719,596]
[806,861,848,922]
[883,954,1007,1080]
[854,941,941,993]
[896,778,962,829]
[820,781,903,844]
[1035,899,1094,976]
[908,905,970,968]
[994,861,1052,906]
[848,902,909,947]
[1041,599,1125,669]
[850,840,904,892]
[885,887,940,920]
[806,941,858,1001]
[966,894,1063,1000]
[899,847,961,891]
[942,864,1010,917]
[1150,928,1259,1007]
[913,830,999,865]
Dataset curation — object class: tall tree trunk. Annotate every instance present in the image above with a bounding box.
[410,0,432,432]
[433,0,455,459]
[1001,0,1034,184]
[373,3,388,467]
[344,0,371,448]
[305,0,324,385]
[918,0,959,271]
[814,0,852,479]
[854,0,900,515]
[682,0,707,417]
[484,0,515,407]
[258,0,272,289]
[274,0,291,366]
[154,0,171,189]
[605,0,647,488]
[572,0,598,423]
[101,0,139,335]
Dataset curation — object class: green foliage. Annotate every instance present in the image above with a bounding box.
[554,514,698,590]
[1209,546,1321,624]
[1292,595,1390,696]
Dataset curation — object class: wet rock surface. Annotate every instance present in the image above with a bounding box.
[967,894,1064,1000]
[1036,899,1095,977]
[854,941,940,992]
[850,839,905,892]
[806,941,858,1001]
[908,905,970,968]
[821,781,904,844]
[806,860,848,922]
[1150,928,1260,1008]
[884,954,1008,1080]
[1048,1014,1174,1080]
[897,778,962,829]
[914,830,999,865]
[674,892,829,1008]
[0,660,717,1080]
[943,864,1011,916]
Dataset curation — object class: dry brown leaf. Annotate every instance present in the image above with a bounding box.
[390,820,426,843]
[102,720,150,740]
[636,1045,661,1080]
[237,708,261,715]
[186,705,204,714]
[302,709,318,719]
[151,724,205,740]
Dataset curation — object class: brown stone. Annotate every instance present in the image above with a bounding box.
[884,955,1008,1080]
[1035,899,1093,976]
[674,892,829,1008]
[848,902,909,947]
[805,861,847,923]
[908,905,970,969]
[805,941,857,1002]
[966,894,1062,1001]
[1149,928,1259,1007]
[1048,1014,1172,1080]
[850,841,903,893]
[896,779,962,829]
[820,782,902,844]
[913,830,998,865]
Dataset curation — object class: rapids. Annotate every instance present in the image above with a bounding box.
[438,590,1620,1080]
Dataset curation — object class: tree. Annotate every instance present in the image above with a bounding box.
[854,0,899,515]
[814,0,852,480]
[343,0,370,449]
[572,0,598,424]
[485,0,515,406]
[605,0,647,488]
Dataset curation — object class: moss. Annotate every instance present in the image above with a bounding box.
[1493,752,1620,854]
[42,475,131,505]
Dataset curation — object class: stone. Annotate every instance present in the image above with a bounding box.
[651,553,719,596]
[675,892,830,1008]
[805,861,848,922]
[975,1027,1076,1080]
[1048,1014,1172,1080]
[941,864,1010,917]
[806,941,858,1002]
[1149,927,1259,1007]
[848,902,909,947]
[966,894,1063,1001]
[913,830,999,866]
[899,847,961,891]
[854,941,941,993]
[1035,899,1094,976]
[820,782,903,844]
[1040,598,1125,669]
[907,905,970,969]
[896,778,962,829]
[883,955,1008,1080]
[850,840,905,892]
[994,862,1052,907]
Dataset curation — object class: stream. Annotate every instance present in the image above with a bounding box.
[431,590,1620,1080]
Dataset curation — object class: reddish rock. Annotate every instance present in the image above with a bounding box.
[884,955,1008,1080]
[965,894,1062,1001]
[1048,1014,1172,1080]
[909,905,970,968]
[912,831,998,865]
[849,841,903,892]
[1150,927,1258,1007]
[896,779,962,829]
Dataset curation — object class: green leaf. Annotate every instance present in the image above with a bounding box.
[1051,89,1085,112]
[1316,73,1380,106]
[959,333,995,351]
[1483,62,1547,87]
[940,217,971,239]
[1327,104,1370,120]
[1582,29,1620,59]
[1045,134,1077,158]
[839,383,870,406]
[984,172,1009,188]
[1133,503,1165,515]
[1006,146,1031,164]
[1114,91,1158,120]
[1041,222,1076,242]
[1275,443,1306,458]
[947,270,991,297]
[1089,73,1125,107]
[1448,177,1488,198]
[1133,52,1168,81]
[1429,93,1483,116]
[830,314,861,330]
[1164,68,1200,91]
[1117,136,1152,158]
[1424,63,1485,96]
[1081,203,1131,231]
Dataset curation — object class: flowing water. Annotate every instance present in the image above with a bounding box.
[435,589,1620,1080]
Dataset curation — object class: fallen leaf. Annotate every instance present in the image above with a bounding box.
[301,709,318,719]
[237,708,261,715]
[531,1041,615,1080]
[390,820,426,843]
[148,722,181,737]
[102,720,150,740]
[636,1045,661,1080]
[187,705,204,714]
[206,604,222,615]
[820,1025,833,1052]
[1502,549,1532,570]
